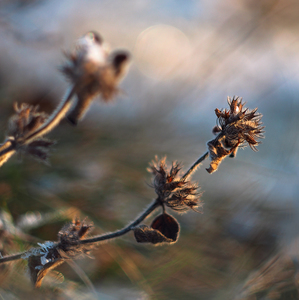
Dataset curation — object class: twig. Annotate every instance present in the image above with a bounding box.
[0,85,76,166]
[80,151,209,246]
[0,139,16,166]
[0,152,209,262]
[0,151,209,262]
[0,251,26,263]
[182,151,209,180]
[80,152,209,245]
[23,85,76,145]
[0,200,160,263]
[80,199,160,245]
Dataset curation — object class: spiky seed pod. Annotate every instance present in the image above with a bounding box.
[60,31,130,125]
[206,96,264,173]
[57,218,93,258]
[6,103,54,163]
[26,218,93,288]
[8,103,48,140]
[148,157,203,212]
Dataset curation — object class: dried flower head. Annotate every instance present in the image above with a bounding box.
[57,218,93,258]
[206,96,264,173]
[26,218,93,288]
[6,103,54,163]
[148,157,203,212]
[60,31,130,125]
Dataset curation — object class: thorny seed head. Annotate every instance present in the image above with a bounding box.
[57,218,93,258]
[206,96,264,173]
[148,157,203,212]
[60,31,130,125]
[8,103,48,140]
[6,103,54,163]
[26,218,93,288]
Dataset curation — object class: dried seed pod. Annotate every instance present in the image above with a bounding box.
[4,103,54,164]
[60,31,130,125]
[57,218,93,258]
[8,103,48,140]
[148,157,203,212]
[27,244,63,288]
[25,219,93,288]
[151,213,180,242]
[207,96,264,173]
[134,213,179,244]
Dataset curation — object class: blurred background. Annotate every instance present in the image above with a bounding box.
[0,0,299,299]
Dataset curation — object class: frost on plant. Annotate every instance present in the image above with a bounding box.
[24,219,93,288]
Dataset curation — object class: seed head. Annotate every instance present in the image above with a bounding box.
[57,218,93,258]
[206,96,264,173]
[148,157,203,212]
[60,31,130,125]
[26,218,93,288]
[6,103,54,163]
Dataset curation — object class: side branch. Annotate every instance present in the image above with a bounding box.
[0,139,16,167]
[0,199,160,263]
[80,199,160,245]
[0,153,208,264]
[182,151,209,180]
[0,153,207,264]
[23,85,76,144]
[0,251,26,263]
[0,85,76,167]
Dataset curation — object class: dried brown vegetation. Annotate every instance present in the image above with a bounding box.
[0,31,264,293]
[207,96,264,173]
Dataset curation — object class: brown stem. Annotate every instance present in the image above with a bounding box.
[0,140,16,167]
[0,86,76,168]
[182,151,209,180]
[0,251,26,263]
[0,199,160,263]
[0,153,208,262]
[79,199,160,245]
[80,151,209,246]
[23,85,76,145]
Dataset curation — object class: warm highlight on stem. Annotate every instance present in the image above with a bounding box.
[23,86,76,145]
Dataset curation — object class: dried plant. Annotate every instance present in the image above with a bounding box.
[0,31,265,291]
[0,31,130,167]
[60,31,130,125]
[206,96,264,173]
[25,219,93,288]
[148,157,203,213]
[0,103,54,167]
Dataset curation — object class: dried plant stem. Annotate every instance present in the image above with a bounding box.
[0,85,76,166]
[80,150,209,246]
[0,139,16,166]
[0,251,26,263]
[0,200,160,264]
[0,153,209,264]
[24,85,76,145]
[0,152,209,264]
[182,151,209,180]
[80,199,160,245]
